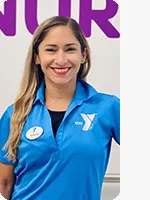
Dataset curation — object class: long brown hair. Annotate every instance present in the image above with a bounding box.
[3,16,91,161]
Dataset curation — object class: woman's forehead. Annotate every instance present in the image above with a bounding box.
[40,25,80,46]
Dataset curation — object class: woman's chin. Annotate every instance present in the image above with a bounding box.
[49,77,76,87]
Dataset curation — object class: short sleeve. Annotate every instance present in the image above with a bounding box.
[0,107,16,165]
[111,96,120,145]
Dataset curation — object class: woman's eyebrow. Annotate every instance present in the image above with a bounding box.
[45,44,57,47]
[65,43,78,47]
[44,43,78,47]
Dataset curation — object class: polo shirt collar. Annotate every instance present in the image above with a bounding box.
[33,80,98,106]
[73,80,98,103]
[33,81,45,105]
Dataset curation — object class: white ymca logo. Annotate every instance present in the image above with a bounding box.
[81,113,96,131]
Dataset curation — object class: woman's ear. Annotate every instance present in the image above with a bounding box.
[81,48,88,63]
[35,54,40,65]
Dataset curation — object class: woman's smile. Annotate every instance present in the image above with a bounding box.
[50,67,71,75]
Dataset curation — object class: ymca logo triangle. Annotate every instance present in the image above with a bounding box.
[81,113,96,131]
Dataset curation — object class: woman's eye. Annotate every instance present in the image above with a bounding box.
[66,48,76,52]
[46,49,56,52]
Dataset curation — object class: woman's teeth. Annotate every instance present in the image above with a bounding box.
[53,68,69,72]
[50,67,70,75]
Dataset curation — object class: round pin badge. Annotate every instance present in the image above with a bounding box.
[26,126,43,140]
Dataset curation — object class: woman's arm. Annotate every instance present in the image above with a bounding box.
[0,162,16,200]
[111,96,120,145]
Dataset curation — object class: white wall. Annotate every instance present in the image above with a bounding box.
[101,182,120,200]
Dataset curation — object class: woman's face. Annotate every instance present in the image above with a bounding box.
[35,25,87,86]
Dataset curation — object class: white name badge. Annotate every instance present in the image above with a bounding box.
[26,126,43,140]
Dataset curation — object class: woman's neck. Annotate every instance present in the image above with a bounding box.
[44,81,76,111]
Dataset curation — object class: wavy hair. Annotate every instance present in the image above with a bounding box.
[3,16,91,161]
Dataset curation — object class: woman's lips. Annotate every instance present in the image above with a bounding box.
[50,67,71,75]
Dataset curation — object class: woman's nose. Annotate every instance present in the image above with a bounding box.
[55,51,67,66]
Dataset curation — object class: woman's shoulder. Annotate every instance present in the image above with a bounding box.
[0,104,14,120]
[91,92,120,111]
[82,80,120,103]
[96,92,120,102]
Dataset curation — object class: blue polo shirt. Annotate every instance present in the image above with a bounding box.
[0,80,120,200]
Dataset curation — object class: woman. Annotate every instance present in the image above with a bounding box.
[0,16,120,200]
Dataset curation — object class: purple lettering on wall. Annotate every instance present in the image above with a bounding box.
[25,0,39,35]
[0,0,120,38]
[79,0,120,38]
[0,0,16,36]
[59,0,71,17]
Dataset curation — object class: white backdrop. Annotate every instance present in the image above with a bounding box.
[0,0,120,176]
